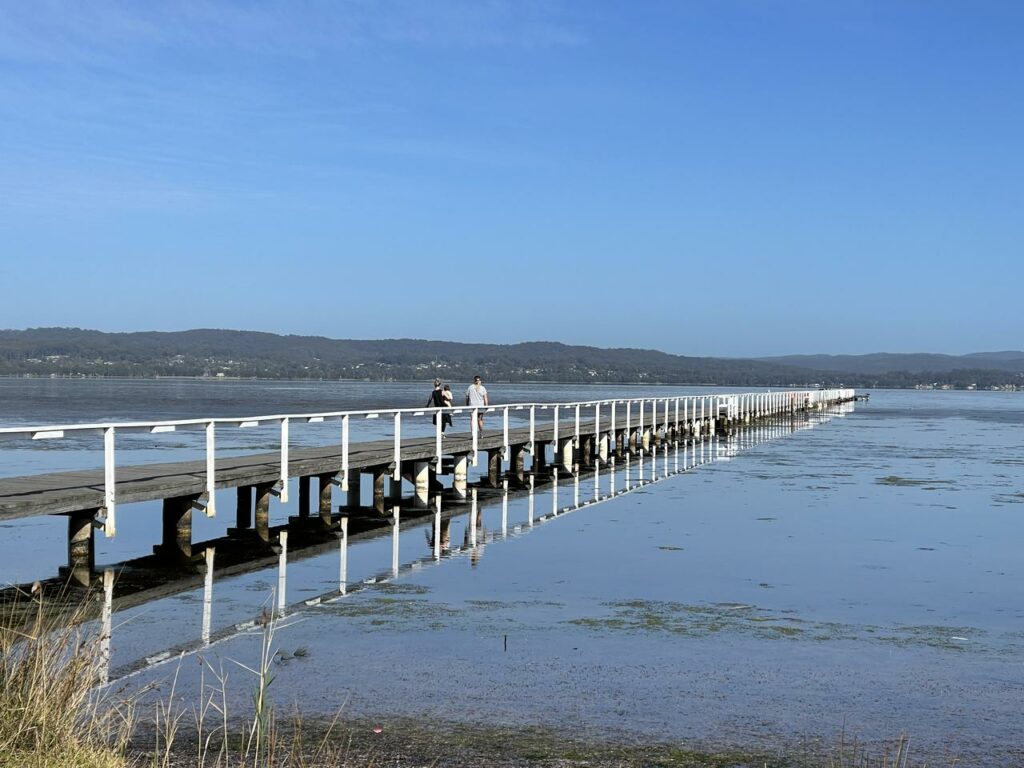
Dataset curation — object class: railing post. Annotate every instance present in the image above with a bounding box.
[610,401,617,448]
[103,426,116,537]
[393,412,402,480]
[279,417,290,503]
[552,405,559,455]
[529,405,536,456]
[203,421,216,517]
[471,408,479,466]
[341,414,350,491]
[574,404,580,447]
[435,408,443,465]
[503,406,510,460]
[638,399,644,449]
[625,400,631,449]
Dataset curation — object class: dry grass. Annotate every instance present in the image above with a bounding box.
[145,600,351,768]
[0,590,132,768]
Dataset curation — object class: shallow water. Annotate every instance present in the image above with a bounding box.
[2,382,1022,763]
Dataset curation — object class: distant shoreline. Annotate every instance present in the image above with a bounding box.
[0,374,771,388]
[0,374,1019,393]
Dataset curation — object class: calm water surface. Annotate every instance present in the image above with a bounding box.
[1,381,1021,763]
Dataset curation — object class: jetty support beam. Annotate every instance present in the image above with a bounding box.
[413,460,430,507]
[558,437,574,472]
[254,482,274,544]
[487,449,502,487]
[63,508,96,587]
[235,486,252,530]
[346,471,361,508]
[453,453,469,501]
[317,473,333,527]
[298,476,311,518]
[155,494,195,564]
[510,444,526,483]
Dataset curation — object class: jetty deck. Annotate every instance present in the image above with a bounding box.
[0,422,563,519]
[0,389,855,587]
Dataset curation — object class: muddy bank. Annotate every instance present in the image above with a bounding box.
[147,715,944,768]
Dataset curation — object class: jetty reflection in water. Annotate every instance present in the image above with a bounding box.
[98,403,851,684]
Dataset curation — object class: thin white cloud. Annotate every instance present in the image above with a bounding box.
[0,0,585,63]
[0,1,584,218]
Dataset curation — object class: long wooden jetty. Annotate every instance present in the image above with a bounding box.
[0,389,854,586]
[18,405,844,686]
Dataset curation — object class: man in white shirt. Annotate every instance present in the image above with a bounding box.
[465,375,488,431]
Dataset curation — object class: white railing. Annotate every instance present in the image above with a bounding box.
[0,389,854,538]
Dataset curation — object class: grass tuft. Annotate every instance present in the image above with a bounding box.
[0,589,133,768]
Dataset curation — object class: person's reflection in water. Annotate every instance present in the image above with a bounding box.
[426,517,451,552]
[464,511,486,567]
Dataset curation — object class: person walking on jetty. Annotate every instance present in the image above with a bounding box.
[426,378,449,436]
[465,375,488,431]
[441,384,454,432]
[440,384,454,433]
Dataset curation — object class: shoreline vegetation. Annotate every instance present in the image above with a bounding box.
[1,327,1022,391]
[1,593,966,768]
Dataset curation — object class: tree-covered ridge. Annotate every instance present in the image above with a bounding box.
[0,328,1021,390]
[760,351,1024,375]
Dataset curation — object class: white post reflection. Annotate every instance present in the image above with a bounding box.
[277,530,287,615]
[433,496,442,561]
[99,568,113,685]
[552,473,559,516]
[609,456,616,494]
[202,547,214,646]
[528,474,535,527]
[573,469,580,507]
[391,506,400,578]
[470,488,478,546]
[339,516,348,595]
[501,479,509,538]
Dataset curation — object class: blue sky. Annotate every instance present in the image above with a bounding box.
[0,1,1020,357]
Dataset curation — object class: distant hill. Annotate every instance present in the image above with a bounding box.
[1,328,1021,390]
[0,327,821,386]
[758,352,1024,375]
